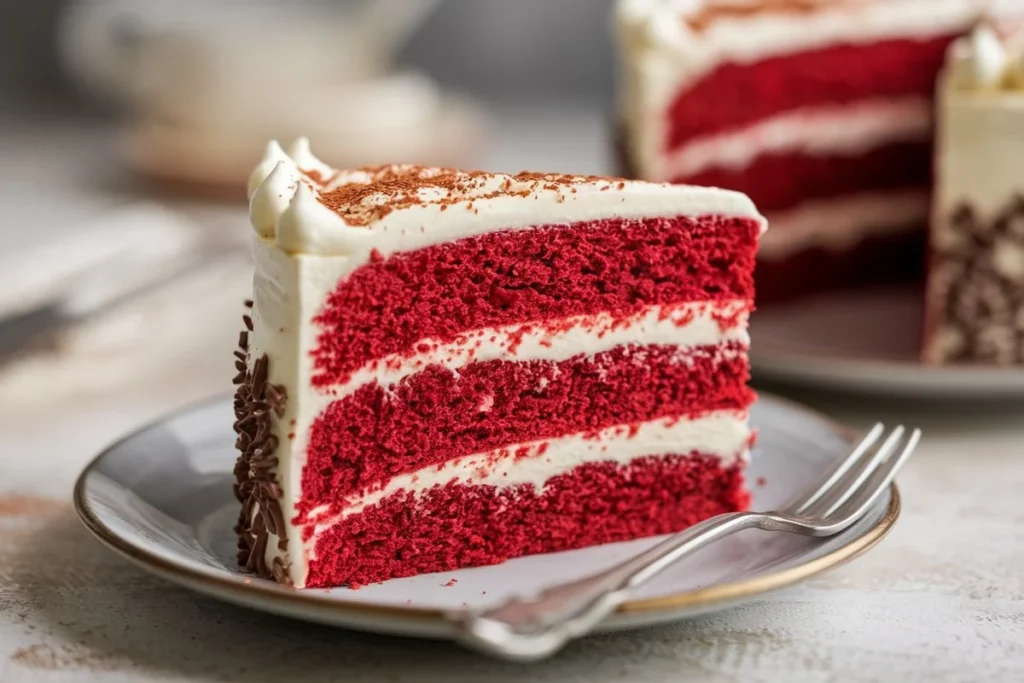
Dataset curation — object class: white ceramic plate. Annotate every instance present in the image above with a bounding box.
[74,393,898,639]
[751,285,1024,398]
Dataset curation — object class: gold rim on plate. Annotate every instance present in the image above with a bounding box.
[73,393,901,626]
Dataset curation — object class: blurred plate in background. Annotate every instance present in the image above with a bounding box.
[750,285,1024,398]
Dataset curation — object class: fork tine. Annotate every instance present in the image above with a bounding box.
[802,426,906,520]
[829,428,921,525]
[786,423,885,514]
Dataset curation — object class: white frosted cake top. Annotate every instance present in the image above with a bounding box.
[247,138,766,256]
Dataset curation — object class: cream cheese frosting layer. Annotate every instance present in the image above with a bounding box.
[663,98,932,181]
[758,189,930,259]
[313,300,748,402]
[302,410,752,555]
[247,138,766,258]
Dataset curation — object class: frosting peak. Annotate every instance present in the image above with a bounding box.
[247,141,293,199]
[287,137,334,181]
[250,161,302,238]
[946,20,1024,92]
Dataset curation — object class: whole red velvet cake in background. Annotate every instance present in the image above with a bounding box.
[923,23,1024,365]
[233,138,766,588]
[614,0,1021,304]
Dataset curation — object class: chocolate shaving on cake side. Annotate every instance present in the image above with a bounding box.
[233,300,291,582]
[928,195,1024,364]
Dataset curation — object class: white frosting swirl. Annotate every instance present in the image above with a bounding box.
[287,137,334,180]
[249,161,302,238]
[945,21,1024,91]
[247,140,293,199]
[276,183,367,255]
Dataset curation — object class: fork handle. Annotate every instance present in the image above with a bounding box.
[453,511,761,659]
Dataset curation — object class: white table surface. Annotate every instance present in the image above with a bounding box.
[1,108,1024,683]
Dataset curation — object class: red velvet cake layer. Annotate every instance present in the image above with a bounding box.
[666,34,954,149]
[675,140,932,214]
[299,343,752,517]
[311,215,761,386]
[756,227,927,304]
[305,452,749,587]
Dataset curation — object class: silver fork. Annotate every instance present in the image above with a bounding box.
[448,423,920,661]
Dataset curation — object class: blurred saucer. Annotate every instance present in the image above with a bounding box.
[750,285,1024,398]
[119,83,488,200]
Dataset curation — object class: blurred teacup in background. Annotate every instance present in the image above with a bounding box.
[58,0,488,197]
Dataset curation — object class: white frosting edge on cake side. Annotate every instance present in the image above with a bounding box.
[247,138,766,260]
[662,97,933,181]
[615,0,1022,180]
[302,409,752,565]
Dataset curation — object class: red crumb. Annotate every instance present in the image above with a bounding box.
[756,476,767,487]
[443,578,458,587]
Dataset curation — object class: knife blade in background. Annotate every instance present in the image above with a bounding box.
[0,203,240,367]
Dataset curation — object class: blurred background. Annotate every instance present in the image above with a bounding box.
[0,0,622,425]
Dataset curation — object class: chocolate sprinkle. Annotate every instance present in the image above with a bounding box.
[272,557,288,583]
[926,195,1024,364]
[232,305,291,583]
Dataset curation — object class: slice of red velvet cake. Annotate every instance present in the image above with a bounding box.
[234,138,766,588]
[614,0,1022,303]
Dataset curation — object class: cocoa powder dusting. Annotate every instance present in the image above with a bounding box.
[315,165,623,227]
[686,0,858,32]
